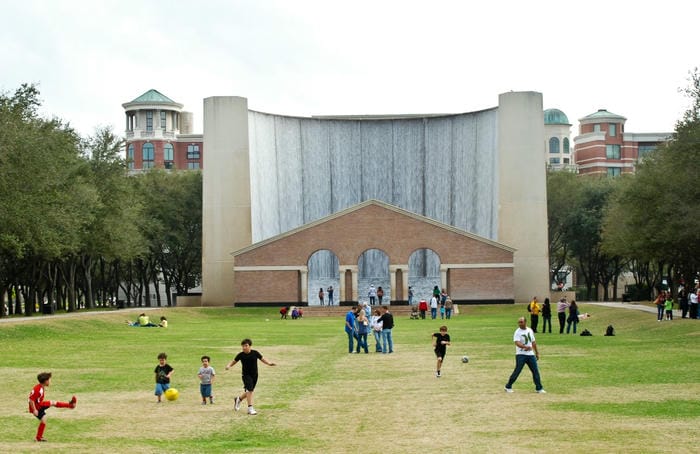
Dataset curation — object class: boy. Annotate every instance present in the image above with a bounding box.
[432,325,451,377]
[225,338,276,415]
[198,355,216,405]
[154,352,174,403]
[27,372,77,442]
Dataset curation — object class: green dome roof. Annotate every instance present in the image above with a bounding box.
[544,108,570,125]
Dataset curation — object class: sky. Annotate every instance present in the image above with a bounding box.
[1,0,698,138]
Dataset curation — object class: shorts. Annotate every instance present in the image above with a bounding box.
[200,383,212,398]
[434,348,446,359]
[33,407,47,420]
[242,374,258,392]
[155,382,170,396]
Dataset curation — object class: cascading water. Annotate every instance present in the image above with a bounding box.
[248,110,498,304]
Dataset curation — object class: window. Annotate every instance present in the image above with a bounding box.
[160,111,166,130]
[609,124,616,137]
[563,158,570,164]
[146,111,153,131]
[127,144,134,170]
[607,167,621,177]
[187,162,200,169]
[142,143,155,169]
[606,144,621,159]
[563,138,570,154]
[164,143,174,169]
[594,124,601,133]
[549,137,560,154]
[549,157,560,165]
[187,144,200,160]
[638,144,657,158]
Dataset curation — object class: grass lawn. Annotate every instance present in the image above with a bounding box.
[1,303,699,453]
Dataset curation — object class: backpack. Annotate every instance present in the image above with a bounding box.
[527,303,531,313]
[580,329,592,336]
[605,325,615,336]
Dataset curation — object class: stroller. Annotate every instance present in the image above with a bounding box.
[410,305,420,320]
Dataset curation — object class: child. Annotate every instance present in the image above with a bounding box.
[198,355,216,405]
[225,338,276,415]
[432,325,451,377]
[665,294,674,320]
[27,372,77,442]
[158,316,168,328]
[154,352,174,403]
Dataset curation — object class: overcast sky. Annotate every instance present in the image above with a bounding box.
[2,0,698,138]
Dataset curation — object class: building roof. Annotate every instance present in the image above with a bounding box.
[544,108,570,125]
[130,89,177,104]
[580,108,626,122]
[122,89,184,111]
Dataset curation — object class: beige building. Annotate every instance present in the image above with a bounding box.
[199,91,549,306]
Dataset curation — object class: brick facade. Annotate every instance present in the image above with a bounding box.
[233,200,514,305]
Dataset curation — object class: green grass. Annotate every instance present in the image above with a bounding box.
[1,304,699,453]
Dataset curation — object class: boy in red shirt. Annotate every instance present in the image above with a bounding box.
[27,372,77,442]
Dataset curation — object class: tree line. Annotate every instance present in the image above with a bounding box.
[548,70,700,301]
[0,84,202,316]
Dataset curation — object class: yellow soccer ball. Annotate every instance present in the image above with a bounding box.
[164,388,179,401]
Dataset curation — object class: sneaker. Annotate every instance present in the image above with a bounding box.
[504,387,514,393]
[536,389,547,394]
[436,371,441,377]
[210,397,215,404]
[36,438,47,442]
[247,406,257,415]
[234,396,241,412]
[69,395,77,408]
[202,401,207,405]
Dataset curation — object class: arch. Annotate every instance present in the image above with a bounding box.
[408,248,441,301]
[359,248,390,304]
[548,137,560,154]
[307,249,339,306]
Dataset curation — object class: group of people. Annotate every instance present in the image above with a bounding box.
[344,303,394,354]
[279,306,303,319]
[318,286,335,306]
[416,286,453,320]
[367,284,386,305]
[527,296,582,334]
[126,313,167,328]
[666,285,700,320]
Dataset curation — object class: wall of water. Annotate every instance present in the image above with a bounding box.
[248,110,499,304]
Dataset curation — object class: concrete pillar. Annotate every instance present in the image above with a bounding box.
[201,96,251,306]
[300,269,308,304]
[497,91,550,303]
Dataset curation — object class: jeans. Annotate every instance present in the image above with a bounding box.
[566,319,578,334]
[431,308,437,319]
[373,330,382,351]
[530,314,539,332]
[558,312,566,333]
[542,315,551,333]
[356,332,368,353]
[656,304,664,321]
[382,328,393,353]
[346,330,355,353]
[446,308,452,319]
[505,354,543,391]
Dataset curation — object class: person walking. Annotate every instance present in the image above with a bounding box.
[504,317,545,393]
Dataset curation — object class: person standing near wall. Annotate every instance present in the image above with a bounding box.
[327,286,334,306]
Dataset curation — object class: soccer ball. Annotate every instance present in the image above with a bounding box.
[164,388,179,401]
[461,355,469,363]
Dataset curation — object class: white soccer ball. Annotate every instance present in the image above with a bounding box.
[461,355,469,363]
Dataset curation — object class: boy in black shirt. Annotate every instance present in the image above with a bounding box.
[225,338,276,415]
[432,326,451,377]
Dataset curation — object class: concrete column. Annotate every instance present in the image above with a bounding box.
[201,96,251,306]
[389,265,398,304]
[440,266,448,293]
[350,267,359,302]
[300,269,308,304]
[497,91,549,303]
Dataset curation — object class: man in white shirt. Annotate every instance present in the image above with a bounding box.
[504,317,546,393]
